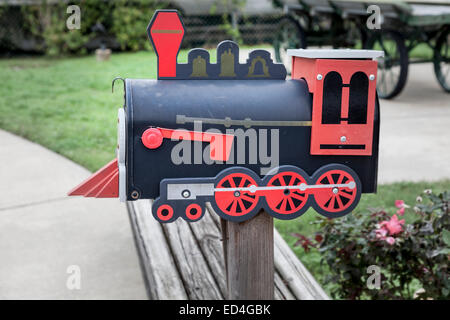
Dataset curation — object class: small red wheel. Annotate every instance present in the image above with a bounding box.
[185,203,202,221]
[214,172,260,217]
[265,171,308,215]
[156,204,174,222]
[313,169,358,214]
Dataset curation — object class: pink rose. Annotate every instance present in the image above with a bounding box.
[397,207,405,216]
[379,214,405,235]
[385,237,395,245]
[395,200,405,209]
[375,228,388,239]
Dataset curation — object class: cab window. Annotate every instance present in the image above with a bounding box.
[348,72,368,124]
[321,71,342,124]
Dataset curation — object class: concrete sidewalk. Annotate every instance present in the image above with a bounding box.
[378,63,450,184]
[0,130,147,299]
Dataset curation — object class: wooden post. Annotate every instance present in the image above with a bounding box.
[222,210,274,300]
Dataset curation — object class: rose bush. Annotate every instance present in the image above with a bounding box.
[293,190,449,299]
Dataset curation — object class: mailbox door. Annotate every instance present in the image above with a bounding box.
[310,59,377,156]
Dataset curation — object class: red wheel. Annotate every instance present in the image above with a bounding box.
[185,203,202,221]
[265,171,308,215]
[313,169,358,213]
[214,172,260,217]
[156,204,174,222]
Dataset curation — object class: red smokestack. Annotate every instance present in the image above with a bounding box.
[147,10,185,78]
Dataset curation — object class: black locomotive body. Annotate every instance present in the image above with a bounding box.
[69,10,383,223]
[121,74,379,222]
[124,78,379,198]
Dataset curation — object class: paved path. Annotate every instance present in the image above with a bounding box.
[0,62,448,299]
[377,63,450,184]
[0,130,147,299]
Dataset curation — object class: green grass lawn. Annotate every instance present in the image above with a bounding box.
[1,50,448,297]
[0,49,215,170]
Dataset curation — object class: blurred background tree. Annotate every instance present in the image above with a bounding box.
[0,0,285,56]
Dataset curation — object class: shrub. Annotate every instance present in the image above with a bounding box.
[210,0,247,44]
[18,0,168,55]
[21,0,103,55]
[111,0,166,51]
[293,190,449,299]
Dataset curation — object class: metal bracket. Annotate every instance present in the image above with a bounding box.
[112,77,125,93]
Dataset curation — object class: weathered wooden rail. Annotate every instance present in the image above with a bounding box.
[127,200,329,300]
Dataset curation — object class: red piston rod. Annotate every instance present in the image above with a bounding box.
[141,127,234,162]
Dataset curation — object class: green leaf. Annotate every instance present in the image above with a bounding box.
[443,229,450,246]
[437,248,450,255]
[429,248,450,258]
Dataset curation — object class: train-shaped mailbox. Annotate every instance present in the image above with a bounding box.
[69,10,383,223]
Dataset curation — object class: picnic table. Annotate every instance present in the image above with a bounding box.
[127,200,329,300]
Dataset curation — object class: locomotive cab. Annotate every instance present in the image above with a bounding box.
[288,49,384,156]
